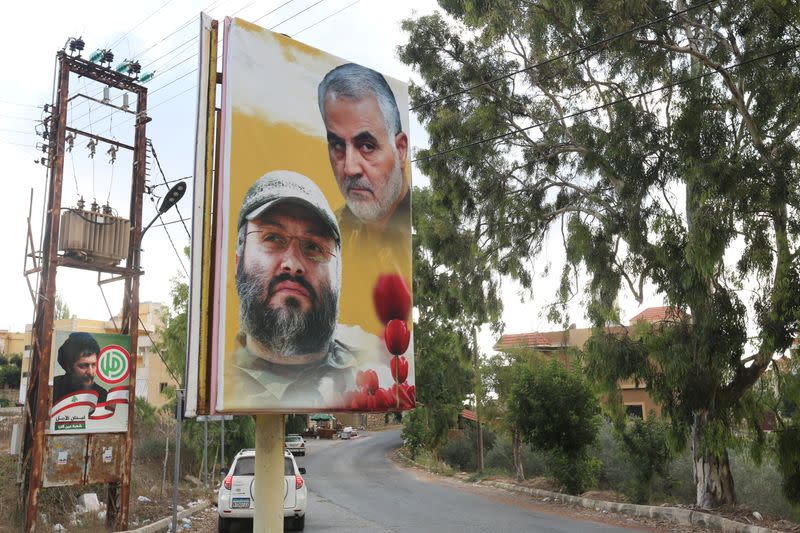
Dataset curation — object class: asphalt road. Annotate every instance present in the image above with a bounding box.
[290,429,651,533]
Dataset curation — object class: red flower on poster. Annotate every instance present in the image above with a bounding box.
[372,274,411,325]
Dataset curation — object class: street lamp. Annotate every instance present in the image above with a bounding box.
[142,181,187,237]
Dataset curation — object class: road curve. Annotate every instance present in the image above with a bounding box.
[297,429,650,533]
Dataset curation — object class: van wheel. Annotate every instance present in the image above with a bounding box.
[294,515,305,531]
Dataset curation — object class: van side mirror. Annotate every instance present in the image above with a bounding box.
[299,467,306,475]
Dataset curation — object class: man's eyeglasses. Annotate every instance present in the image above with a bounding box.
[246,229,336,263]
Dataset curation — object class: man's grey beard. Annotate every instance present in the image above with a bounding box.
[345,156,403,222]
[236,267,337,357]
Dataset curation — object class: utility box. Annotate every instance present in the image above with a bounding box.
[43,435,88,487]
[59,208,130,265]
[86,433,126,484]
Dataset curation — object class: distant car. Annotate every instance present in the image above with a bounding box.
[339,427,352,440]
[217,449,308,532]
[285,434,306,456]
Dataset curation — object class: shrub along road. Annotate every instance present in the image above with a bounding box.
[195,429,665,532]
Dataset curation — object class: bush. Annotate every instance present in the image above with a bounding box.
[730,447,800,521]
[618,414,673,503]
[441,432,476,471]
[507,361,600,493]
[591,419,631,491]
[402,407,430,460]
[136,437,167,463]
[485,437,513,473]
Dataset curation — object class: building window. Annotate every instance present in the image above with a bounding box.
[625,404,644,419]
[159,382,168,393]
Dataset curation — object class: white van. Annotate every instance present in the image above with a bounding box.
[217,449,308,531]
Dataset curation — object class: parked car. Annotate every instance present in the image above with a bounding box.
[339,427,352,440]
[285,434,306,456]
[217,449,308,532]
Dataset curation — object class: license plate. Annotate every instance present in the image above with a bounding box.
[231,498,250,509]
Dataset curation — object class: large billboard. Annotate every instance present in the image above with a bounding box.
[49,331,131,433]
[210,18,414,413]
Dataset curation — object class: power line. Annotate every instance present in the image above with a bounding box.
[149,195,190,278]
[0,100,43,109]
[252,0,297,24]
[293,0,360,37]
[0,114,39,121]
[139,317,182,386]
[265,0,326,29]
[413,43,800,163]
[108,0,178,50]
[72,0,357,134]
[0,128,39,136]
[410,0,720,112]
[64,0,235,120]
[148,139,191,239]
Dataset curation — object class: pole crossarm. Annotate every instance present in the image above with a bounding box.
[65,127,135,151]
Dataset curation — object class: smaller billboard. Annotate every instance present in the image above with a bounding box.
[49,331,131,434]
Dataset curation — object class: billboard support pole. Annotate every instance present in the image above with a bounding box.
[254,414,284,532]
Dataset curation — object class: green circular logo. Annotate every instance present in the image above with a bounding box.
[98,345,130,384]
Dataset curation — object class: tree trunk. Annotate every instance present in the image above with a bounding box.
[692,412,735,508]
[512,429,524,482]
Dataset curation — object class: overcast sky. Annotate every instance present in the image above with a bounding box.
[0,0,663,355]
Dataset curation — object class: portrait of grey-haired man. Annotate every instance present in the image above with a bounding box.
[318,63,410,243]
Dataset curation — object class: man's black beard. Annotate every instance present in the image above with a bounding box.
[236,267,337,357]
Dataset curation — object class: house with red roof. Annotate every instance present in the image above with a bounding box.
[493,306,681,420]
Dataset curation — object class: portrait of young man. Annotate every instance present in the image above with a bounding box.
[318,63,410,245]
[52,332,108,404]
[228,169,364,409]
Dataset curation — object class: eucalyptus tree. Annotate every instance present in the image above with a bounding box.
[401,1,799,508]
[409,187,501,453]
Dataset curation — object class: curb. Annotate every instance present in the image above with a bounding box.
[120,500,210,533]
[395,452,779,533]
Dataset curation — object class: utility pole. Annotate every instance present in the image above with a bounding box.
[19,42,150,533]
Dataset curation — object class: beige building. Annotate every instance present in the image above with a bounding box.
[0,330,28,358]
[15,301,179,408]
[494,307,677,420]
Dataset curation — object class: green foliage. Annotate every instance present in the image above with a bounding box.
[507,360,600,493]
[158,275,188,380]
[411,187,502,455]
[485,436,550,479]
[285,414,308,435]
[134,397,160,435]
[441,423,496,472]
[508,361,600,456]
[54,293,70,320]
[441,432,477,472]
[617,413,674,503]
[774,356,800,503]
[401,0,800,507]
[0,352,22,388]
[401,407,430,460]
